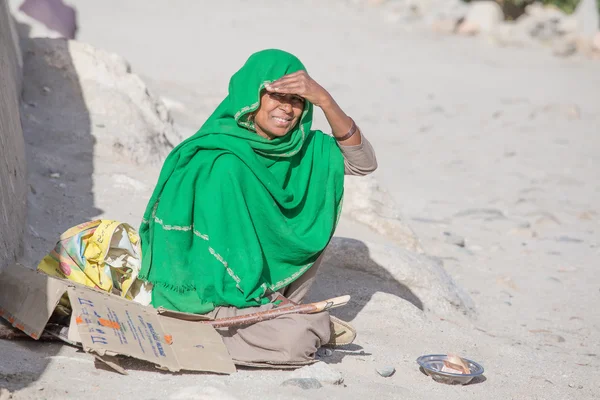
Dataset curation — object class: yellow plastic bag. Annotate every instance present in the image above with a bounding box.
[37,220,152,305]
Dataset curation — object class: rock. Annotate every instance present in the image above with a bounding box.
[281,378,323,390]
[462,1,504,34]
[376,366,396,377]
[557,16,580,36]
[573,35,600,57]
[443,231,465,247]
[510,5,570,46]
[553,38,578,57]
[316,347,333,358]
[490,21,533,47]
[323,237,475,316]
[457,21,480,36]
[342,175,423,253]
[524,2,545,17]
[289,361,344,385]
[22,38,182,166]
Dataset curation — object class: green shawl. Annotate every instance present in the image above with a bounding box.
[139,49,345,314]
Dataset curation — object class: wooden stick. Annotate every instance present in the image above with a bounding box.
[203,295,350,329]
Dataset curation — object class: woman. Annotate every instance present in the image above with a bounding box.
[139,49,377,367]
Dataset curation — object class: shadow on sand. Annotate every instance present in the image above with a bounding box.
[0,21,99,392]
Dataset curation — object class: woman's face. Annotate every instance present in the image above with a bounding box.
[252,91,304,140]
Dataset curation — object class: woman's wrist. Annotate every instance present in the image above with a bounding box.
[314,92,334,109]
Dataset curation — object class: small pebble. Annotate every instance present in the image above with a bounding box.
[42,86,51,93]
[281,378,322,390]
[376,366,396,377]
[317,347,333,358]
[50,172,61,179]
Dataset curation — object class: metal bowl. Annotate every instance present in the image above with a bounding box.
[416,354,484,385]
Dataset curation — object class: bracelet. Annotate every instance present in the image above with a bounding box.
[335,117,357,142]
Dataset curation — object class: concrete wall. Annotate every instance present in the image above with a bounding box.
[0,0,26,273]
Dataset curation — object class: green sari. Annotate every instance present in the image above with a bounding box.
[139,49,345,314]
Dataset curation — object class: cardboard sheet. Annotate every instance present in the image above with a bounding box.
[0,263,68,339]
[0,263,235,374]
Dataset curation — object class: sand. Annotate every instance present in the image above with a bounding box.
[2,1,599,399]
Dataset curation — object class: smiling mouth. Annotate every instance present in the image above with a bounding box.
[272,116,292,126]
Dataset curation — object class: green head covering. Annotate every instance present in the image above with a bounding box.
[139,49,345,313]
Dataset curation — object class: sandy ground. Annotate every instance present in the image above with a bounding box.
[2,0,600,399]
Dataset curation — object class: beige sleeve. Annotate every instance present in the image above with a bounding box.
[339,133,378,176]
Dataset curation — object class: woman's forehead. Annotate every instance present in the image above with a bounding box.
[264,91,304,101]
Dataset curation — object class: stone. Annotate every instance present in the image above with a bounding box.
[316,347,333,358]
[281,378,323,390]
[553,38,578,57]
[490,21,533,47]
[323,237,475,316]
[511,6,570,46]
[342,175,423,253]
[22,39,183,166]
[376,366,396,377]
[457,21,480,36]
[462,1,504,34]
[573,35,599,57]
[557,16,580,36]
[289,361,344,385]
[524,2,545,17]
